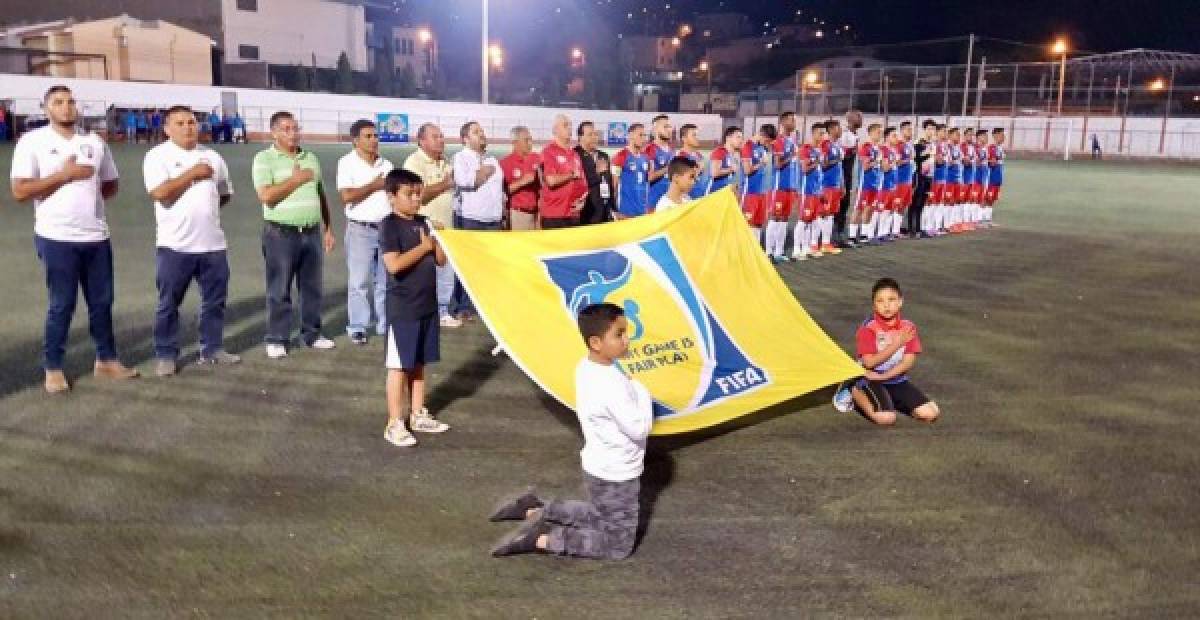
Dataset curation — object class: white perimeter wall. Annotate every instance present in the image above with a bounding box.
[2,73,724,143]
[741,113,1200,159]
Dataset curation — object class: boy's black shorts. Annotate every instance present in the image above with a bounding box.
[857,379,930,415]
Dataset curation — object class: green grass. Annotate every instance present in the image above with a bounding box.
[1,142,1199,617]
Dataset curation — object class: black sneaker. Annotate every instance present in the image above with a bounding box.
[349,332,368,346]
[491,512,550,557]
[489,487,544,522]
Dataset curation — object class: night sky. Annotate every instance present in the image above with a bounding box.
[374,0,1196,94]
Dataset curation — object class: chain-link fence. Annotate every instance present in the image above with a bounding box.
[739,56,1200,159]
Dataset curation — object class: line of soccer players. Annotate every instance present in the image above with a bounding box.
[604,113,1007,261]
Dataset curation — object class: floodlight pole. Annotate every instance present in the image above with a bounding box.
[961,33,975,118]
[481,0,489,105]
[1159,64,1175,155]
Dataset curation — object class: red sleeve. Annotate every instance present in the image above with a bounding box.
[612,148,628,168]
[541,147,564,176]
[740,142,754,159]
[819,140,831,158]
[644,143,658,159]
[858,143,872,159]
[904,323,922,354]
[772,137,784,156]
[855,326,878,358]
[498,156,515,182]
[712,147,727,163]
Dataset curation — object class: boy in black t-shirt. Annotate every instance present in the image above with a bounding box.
[380,169,451,447]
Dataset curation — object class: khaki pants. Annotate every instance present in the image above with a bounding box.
[510,210,537,231]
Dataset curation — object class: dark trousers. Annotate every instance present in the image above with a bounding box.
[454,217,503,315]
[835,153,857,242]
[541,216,578,230]
[909,175,931,234]
[34,235,117,370]
[154,248,230,359]
[262,224,323,346]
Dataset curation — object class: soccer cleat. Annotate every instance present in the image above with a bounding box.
[266,344,288,359]
[349,332,368,346]
[440,315,464,329]
[384,419,417,447]
[822,244,842,255]
[809,246,823,258]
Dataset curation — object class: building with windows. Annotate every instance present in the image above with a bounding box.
[0,14,214,85]
[388,25,438,88]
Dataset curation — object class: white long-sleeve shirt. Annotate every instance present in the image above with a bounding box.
[574,358,654,482]
[452,149,504,222]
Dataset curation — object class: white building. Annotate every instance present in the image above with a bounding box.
[222,0,368,71]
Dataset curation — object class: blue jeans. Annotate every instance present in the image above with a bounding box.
[154,248,230,359]
[454,217,502,316]
[344,220,387,336]
[34,236,118,370]
[262,224,324,346]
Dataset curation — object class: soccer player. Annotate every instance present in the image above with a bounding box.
[946,127,964,232]
[930,124,950,235]
[10,85,139,392]
[983,128,1006,226]
[914,119,937,238]
[705,126,742,195]
[968,129,987,230]
[876,127,900,242]
[645,114,674,209]
[796,122,827,259]
[960,129,978,231]
[818,120,846,254]
[766,111,800,262]
[675,124,706,199]
[850,123,884,245]
[740,124,775,243]
[611,123,653,218]
[893,121,917,239]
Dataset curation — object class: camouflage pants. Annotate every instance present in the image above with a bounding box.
[543,473,640,560]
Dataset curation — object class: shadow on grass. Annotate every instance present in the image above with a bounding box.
[426,344,506,414]
[0,286,349,399]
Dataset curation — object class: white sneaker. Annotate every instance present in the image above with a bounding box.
[265,344,288,359]
[384,419,417,447]
[308,336,336,350]
[791,249,808,261]
[833,386,855,413]
[440,315,463,328]
[410,413,450,434]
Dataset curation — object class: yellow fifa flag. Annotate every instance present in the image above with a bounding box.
[436,188,862,435]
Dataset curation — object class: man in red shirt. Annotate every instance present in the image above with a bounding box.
[538,114,587,229]
[499,125,540,230]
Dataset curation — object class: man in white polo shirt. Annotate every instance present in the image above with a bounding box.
[9,85,139,393]
[451,120,504,317]
[337,119,394,345]
[143,105,239,377]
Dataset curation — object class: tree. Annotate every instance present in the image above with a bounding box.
[395,64,418,98]
[372,37,396,97]
[335,52,354,94]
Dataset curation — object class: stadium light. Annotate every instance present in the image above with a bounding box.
[489,44,504,69]
[698,60,709,72]
[804,71,818,85]
[571,47,584,60]
[679,24,692,37]
[671,37,681,47]
[417,29,432,44]
[1149,78,1166,91]
[1051,37,1069,115]
[698,61,713,111]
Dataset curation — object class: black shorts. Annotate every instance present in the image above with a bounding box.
[385,314,440,370]
[856,379,929,415]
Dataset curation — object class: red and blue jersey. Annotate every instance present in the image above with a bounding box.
[856,314,923,385]
[705,146,739,195]
[858,141,883,190]
[881,145,899,191]
[613,147,651,216]
[819,138,844,189]
[933,140,950,183]
[987,143,1006,186]
[645,142,674,208]
[741,141,770,196]
[896,139,916,185]
[772,134,799,191]
[799,143,824,196]
[947,141,964,183]
[961,142,978,185]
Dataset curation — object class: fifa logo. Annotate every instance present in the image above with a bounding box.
[542,235,769,418]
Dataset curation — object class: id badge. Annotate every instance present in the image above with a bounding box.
[599,181,611,200]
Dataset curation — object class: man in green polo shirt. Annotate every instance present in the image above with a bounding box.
[252,110,337,359]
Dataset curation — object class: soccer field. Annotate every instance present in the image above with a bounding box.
[1,142,1198,617]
